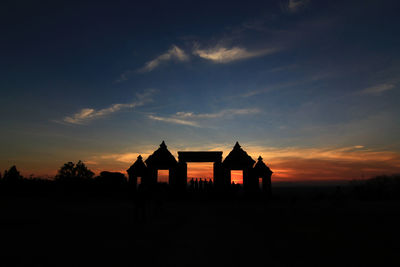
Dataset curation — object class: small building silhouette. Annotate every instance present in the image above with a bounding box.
[127,155,148,189]
[223,142,256,192]
[145,141,178,186]
[253,156,273,196]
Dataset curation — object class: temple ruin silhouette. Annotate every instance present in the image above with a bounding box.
[127,141,273,195]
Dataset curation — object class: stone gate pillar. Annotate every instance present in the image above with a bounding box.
[244,167,259,193]
[213,161,223,189]
[177,162,187,191]
[147,167,157,185]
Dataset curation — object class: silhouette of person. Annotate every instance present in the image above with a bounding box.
[194,178,199,191]
[199,178,203,191]
[204,179,209,191]
[208,179,213,191]
[231,181,237,193]
[189,178,194,191]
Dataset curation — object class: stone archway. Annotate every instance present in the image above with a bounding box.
[145,141,178,185]
[222,142,257,192]
[177,151,223,189]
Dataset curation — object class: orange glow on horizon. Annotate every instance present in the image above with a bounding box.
[187,163,213,181]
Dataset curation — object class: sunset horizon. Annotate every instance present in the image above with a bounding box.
[3,140,400,184]
[2,0,400,183]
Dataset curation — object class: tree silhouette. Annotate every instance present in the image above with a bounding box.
[75,160,94,179]
[56,161,94,181]
[56,162,75,180]
[3,165,23,183]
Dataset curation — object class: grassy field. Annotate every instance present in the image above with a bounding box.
[1,186,399,266]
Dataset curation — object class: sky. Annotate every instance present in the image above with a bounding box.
[1,0,400,183]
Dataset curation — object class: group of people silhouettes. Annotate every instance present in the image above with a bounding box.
[188,178,213,192]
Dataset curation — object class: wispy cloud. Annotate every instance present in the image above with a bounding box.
[148,115,200,127]
[148,108,261,127]
[175,108,261,118]
[116,45,188,82]
[193,46,279,63]
[240,71,333,98]
[244,145,376,162]
[62,90,155,125]
[241,81,297,98]
[116,70,135,83]
[282,0,310,13]
[360,83,396,95]
[99,153,140,163]
[139,45,188,73]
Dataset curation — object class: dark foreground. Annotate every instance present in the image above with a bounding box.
[1,187,400,267]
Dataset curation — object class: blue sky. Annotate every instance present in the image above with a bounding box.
[1,0,400,180]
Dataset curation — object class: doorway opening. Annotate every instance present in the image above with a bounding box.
[231,170,243,185]
[157,169,169,183]
[187,162,213,183]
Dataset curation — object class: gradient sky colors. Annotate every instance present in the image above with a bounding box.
[1,0,400,183]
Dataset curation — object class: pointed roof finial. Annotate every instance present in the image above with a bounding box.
[223,141,255,167]
[160,140,167,148]
[146,140,177,166]
[127,154,147,174]
[254,155,272,174]
[234,141,241,149]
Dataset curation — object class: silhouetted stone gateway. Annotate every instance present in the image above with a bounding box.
[127,141,273,195]
[178,151,223,190]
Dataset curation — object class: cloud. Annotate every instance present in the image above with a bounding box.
[270,156,400,182]
[193,46,279,63]
[240,71,332,98]
[183,108,261,118]
[148,115,200,127]
[245,145,379,162]
[116,70,135,83]
[360,83,395,95]
[62,90,154,125]
[241,81,297,98]
[99,153,140,164]
[115,45,188,81]
[282,0,310,13]
[148,108,261,127]
[138,45,189,73]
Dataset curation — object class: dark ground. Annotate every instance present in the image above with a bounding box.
[1,187,400,267]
